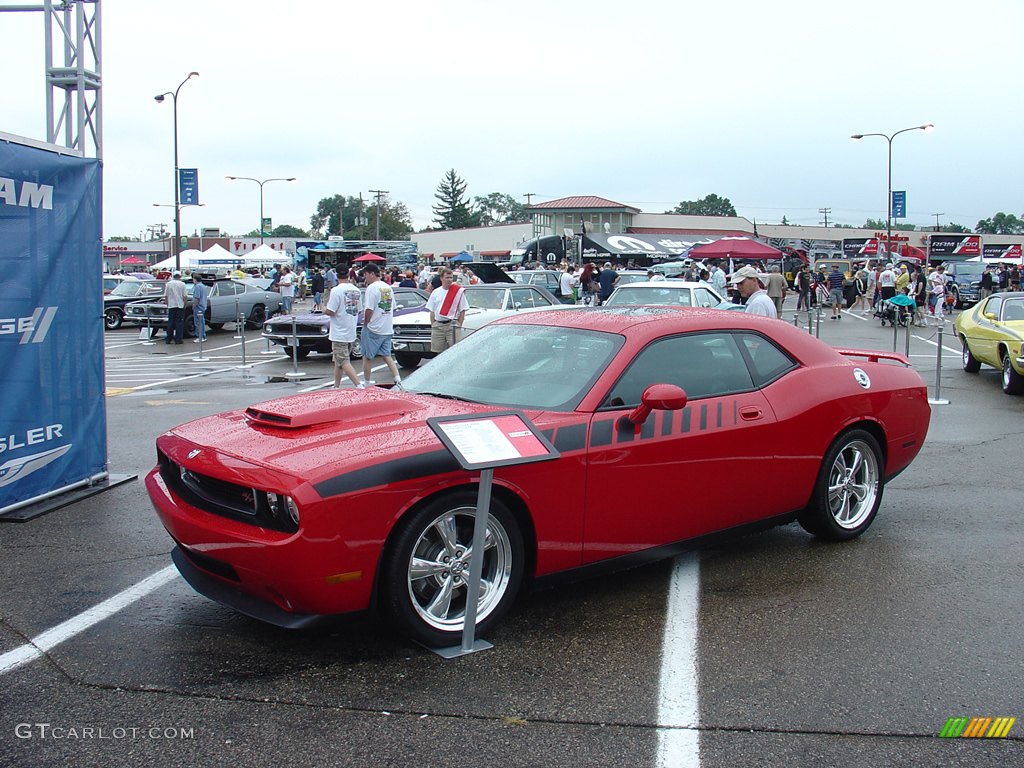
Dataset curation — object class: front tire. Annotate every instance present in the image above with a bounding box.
[282,346,310,360]
[1002,353,1024,395]
[381,491,524,647]
[104,308,123,330]
[961,339,981,373]
[798,429,883,541]
[395,352,421,369]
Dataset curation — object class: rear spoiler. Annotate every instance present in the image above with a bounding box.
[834,348,911,367]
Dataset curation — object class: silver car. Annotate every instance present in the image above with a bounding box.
[124,278,283,336]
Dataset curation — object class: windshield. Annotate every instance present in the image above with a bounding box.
[404,324,623,410]
[464,287,506,309]
[952,264,985,277]
[606,286,694,307]
[109,281,145,297]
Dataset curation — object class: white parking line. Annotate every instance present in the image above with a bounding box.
[0,566,178,676]
[657,554,701,768]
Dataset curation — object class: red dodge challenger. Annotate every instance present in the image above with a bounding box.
[148,307,931,646]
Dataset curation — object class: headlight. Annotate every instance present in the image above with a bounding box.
[320,326,328,335]
[268,493,299,526]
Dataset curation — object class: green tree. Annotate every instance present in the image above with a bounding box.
[975,212,1024,234]
[268,224,307,236]
[669,194,737,217]
[107,235,134,242]
[368,195,414,240]
[780,215,789,225]
[864,218,916,231]
[941,222,971,233]
[432,169,475,230]
[473,193,527,226]
[309,195,369,238]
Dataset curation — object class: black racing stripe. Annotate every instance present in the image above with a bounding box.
[541,428,554,442]
[313,449,460,498]
[553,423,586,452]
[615,417,635,442]
[590,419,613,447]
[661,410,675,436]
[640,415,655,441]
[733,399,738,425]
[700,404,708,430]
[717,401,723,428]
[681,407,691,433]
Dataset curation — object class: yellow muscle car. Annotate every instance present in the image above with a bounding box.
[954,291,1024,395]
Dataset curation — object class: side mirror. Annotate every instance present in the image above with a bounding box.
[627,383,688,426]
[984,312,997,320]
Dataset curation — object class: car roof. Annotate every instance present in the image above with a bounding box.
[613,280,707,289]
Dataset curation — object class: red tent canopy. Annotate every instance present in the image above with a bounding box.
[118,255,148,264]
[689,237,783,260]
[353,253,385,262]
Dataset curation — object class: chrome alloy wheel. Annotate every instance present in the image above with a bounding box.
[827,439,880,530]
[406,506,514,632]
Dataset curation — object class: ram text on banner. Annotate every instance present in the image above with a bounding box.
[0,138,106,511]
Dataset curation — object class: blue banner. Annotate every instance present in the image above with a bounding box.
[0,137,106,512]
[179,168,199,205]
[892,190,906,219]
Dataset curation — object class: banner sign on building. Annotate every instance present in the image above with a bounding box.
[178,168,199,205]
[842,238,881,257]
[0,136,106,513]
[929,234,982,260]
[892,191,906,219]
[982,243,1023,262]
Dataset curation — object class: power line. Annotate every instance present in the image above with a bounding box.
[369,189,389,240]
[818,207,832,227]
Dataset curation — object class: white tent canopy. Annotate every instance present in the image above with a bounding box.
[150,249,204,271]
[243,243,290,264]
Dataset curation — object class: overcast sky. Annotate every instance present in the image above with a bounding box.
[4,0,1022,240]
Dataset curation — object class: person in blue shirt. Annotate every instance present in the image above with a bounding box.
[827,265,845,319]
[191,277,210,341]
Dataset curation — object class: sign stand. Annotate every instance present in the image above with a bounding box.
[425,411,559,659]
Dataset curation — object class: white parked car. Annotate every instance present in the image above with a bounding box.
[391,283,566,369]
[603,280,734,310]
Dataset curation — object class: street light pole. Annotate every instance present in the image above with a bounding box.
[155,72,199,272]
[225,176,297,243]
[851,123,933,261]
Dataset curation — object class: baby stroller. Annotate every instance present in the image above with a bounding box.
[875,294,914,327]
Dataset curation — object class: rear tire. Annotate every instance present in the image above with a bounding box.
[961,339,981,373]
[245,304,266,329]
[381,491,524,647]
[798,429,883,541]
[283,346,310,360]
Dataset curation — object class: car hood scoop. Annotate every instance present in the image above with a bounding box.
[245,389,422,429]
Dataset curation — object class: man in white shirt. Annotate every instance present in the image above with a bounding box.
[732,265,777,318]
[323,270,364,388]
[278,266,295,313]
[425,267,470,353]
[163,271,189,344]
[711,262,727,296]
[559,265,577,303]
[878,264,897,302]
[360,263,403,387]
[928,265,948,321]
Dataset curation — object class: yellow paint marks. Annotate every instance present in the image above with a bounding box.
[325,571,363,585]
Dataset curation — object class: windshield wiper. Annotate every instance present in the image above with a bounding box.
[415,391,477,403]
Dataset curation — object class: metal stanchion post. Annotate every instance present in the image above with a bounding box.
[892,312,899,353]
[904,309,912,358]
[140,313,155,346]
[233,296,243,339]
[236,312,253,369]
[284,316,307,379]
[929,327,950,405]
[193,327,209,362]
[260,329,278,355]
[814,303,822,339]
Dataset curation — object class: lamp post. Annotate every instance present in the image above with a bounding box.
[851,123,933,261]
[225,176,297,243]
[155,72,200,272]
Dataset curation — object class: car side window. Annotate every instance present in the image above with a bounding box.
[694,288,716,308]
[510,287,537,309]
[601,333,755,408]
[1002,300,1024,321]
[735,333,797,386]
[985,296,1002,318]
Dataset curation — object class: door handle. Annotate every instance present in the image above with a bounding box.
[739,406,763,421]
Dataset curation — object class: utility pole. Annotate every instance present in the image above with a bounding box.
[932,213,944,231]
[523,193,536,205]
[818,207,831,227]
[369,189,389,240]
[358,193,365,240]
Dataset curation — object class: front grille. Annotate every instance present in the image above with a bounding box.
[394,325,431,342]
[159,449,298,534]
[180,546,240,582]
[264,322,326,338]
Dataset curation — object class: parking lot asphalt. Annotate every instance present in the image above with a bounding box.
[1,302,1022,767]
